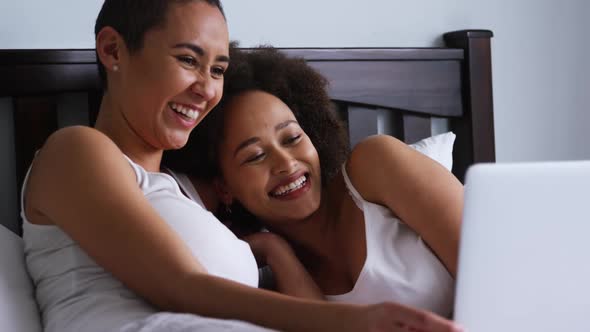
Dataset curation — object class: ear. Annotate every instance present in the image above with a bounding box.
[95,26,124,72]
[213,178,233,205]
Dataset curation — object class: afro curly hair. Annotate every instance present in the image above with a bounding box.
[165,45,349,187]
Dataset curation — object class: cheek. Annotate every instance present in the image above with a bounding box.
[166,70,194,93]
[213,80,224,103]
[222,162,267,200]
[301,141,320,168]
[299,142,322,186]
[229,171,270,213]
[130,68,178,109]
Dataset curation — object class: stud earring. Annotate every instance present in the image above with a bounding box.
[112,64,119,72]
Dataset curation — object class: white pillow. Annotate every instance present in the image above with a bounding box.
[0,225,42,332]
[409,131,455,171]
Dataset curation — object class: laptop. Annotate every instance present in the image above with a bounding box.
[453,161,590,332]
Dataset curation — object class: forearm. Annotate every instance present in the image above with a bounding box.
[166,274,464,332]
[168,272,356,332]
[265,248,325,300]
[244,232,324,300]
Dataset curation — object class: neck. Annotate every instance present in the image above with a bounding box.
[272,184,346,271]
[94,92,163,172]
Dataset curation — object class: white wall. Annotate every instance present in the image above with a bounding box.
[1,0,588,162]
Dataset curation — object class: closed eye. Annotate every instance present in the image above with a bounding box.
[283,134,302,145]
[243,153,265,164]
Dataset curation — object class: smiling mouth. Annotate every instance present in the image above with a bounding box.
[169,102,200,120]
[269,174,309,197]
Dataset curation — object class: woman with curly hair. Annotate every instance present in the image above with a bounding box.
[165,46,463,322]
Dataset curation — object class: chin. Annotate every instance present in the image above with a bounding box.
[289,204,320,222]
[170,141,187,150]
[166,134,190,150]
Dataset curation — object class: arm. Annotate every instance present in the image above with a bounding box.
[243,232,325,300]
[346,135,463,276]
[26,127,461,332]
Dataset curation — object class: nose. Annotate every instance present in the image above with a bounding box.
[190,72,216,102]
[271,148,298,175]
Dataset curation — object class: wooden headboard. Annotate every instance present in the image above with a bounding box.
[0,29,495,235]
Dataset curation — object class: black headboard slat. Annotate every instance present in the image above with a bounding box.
[267,48,464,61]
[401,114,434,145]
[0,64,101,96]
[13,97,59,193]
[0,49,98,65]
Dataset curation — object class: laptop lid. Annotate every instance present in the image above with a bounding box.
[454,161,590,332]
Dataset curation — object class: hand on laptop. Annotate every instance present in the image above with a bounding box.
[364,302,464,332]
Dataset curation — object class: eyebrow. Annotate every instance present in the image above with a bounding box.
[233,120,298,157]
[173,43,230,63]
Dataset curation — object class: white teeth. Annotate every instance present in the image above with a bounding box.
[272,175,307,196]
[169,102,199,120]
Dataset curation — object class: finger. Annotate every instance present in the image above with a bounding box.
[393,322,425,332]
[391,305,463,332]
[407,326,427,332]
[420,314,463,332]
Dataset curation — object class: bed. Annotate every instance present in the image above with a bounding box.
[0,29,495,238]
[0,29,494,332]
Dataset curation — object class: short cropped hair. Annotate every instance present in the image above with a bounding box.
[94,0,225,88]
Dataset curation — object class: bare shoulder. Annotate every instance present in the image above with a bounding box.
[348,135,407,163]
[346,135,410,181]
[345,134,437,204]
[39,125,121,160]
[26,126,135,219]
[32,125,131,186]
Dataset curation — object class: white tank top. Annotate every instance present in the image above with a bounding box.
[325,165,455,317]
[22,155,258,332]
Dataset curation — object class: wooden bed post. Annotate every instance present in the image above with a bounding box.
[444,30,495,182]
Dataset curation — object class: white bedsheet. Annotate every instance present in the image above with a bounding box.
[0,225,42,332]
[119,312,276,332]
